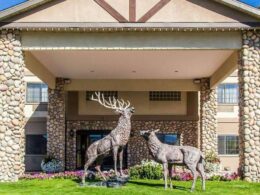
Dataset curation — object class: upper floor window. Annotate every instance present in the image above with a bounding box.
[156,133,180,145]
[149,91,181,101]
[26,83,48,103]
[217,83,238,104]
[218,135,239,155]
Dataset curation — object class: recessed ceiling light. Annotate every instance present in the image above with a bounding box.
[174,70,179,73]
[90,70,95,73]
[132,70,136,73]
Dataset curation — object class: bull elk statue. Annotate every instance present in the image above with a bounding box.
[82,92,135,184]
[140,129,206,192]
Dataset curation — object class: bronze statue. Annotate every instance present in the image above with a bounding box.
[82,92,135,184]
[140,129,206,192]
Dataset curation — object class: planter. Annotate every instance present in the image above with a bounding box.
[41,159,63,173]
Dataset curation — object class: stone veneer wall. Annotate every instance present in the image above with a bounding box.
[239,30,260,182]
[0,30,25,181]
[200,78,217,155]
[66,120,198,170]
[47,78,66,170]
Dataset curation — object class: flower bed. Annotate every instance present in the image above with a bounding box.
[20,171,84,180]
[20,169,129,180]
[20,170,239,181]
[20,167,239,182]
[207,172,240,181]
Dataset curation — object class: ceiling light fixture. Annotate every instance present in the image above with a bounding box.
[193,79,201,84]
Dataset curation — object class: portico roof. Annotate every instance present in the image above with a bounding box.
[0,0,257,91]
[0,0,259,22]
[0,0,259,31]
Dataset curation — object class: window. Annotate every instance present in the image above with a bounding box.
[218,135,239,155]
[149,91,181,101]
[156,134,180,145]
[86,91,118,101]
[26,134,47,155]
[217,84,238,104]
[26,83,48,103]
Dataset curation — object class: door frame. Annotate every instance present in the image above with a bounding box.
[76,130,128,170]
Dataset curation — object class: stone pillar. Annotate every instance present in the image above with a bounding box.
[200,78,217,155]
[239,30,260,182]
[47,78,66,170]
[0,30,25,182]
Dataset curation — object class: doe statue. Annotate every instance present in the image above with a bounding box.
[140,129,206,192]
[82,92,135,184]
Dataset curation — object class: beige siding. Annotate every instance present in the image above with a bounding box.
[78,91,187,115]
[217,122,239,135]
[6,0,257,23]
[219,156,239,172]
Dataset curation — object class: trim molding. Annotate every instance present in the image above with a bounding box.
[1,22,259,30]
[129,0,136,22]
[94,0,128,22]
[0,0,259,21]
[138,0,171,22]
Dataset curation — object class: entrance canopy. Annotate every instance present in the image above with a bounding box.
[1,0,258,91]
[29,50,233,79]
[23,30,239,91]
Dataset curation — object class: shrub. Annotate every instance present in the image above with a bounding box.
[205,151,220,164]
[220,172,240,181]
[207,172,240,181]
[129,160,163,179]
[208,174,221,181]
[41,156,63,173]
[204,151,221,173]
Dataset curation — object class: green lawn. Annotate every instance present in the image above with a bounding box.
[0,179,259,195]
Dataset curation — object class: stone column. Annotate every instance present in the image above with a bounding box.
[0,30,25,182]
[200,78,217,155]
[47,78,66,170]
[239,30,260,182]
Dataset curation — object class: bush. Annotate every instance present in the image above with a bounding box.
[41,156,63,173]
[207,172,239,181]
[129,160,163,180]
[204,151,221,173]
[208,174,221,181]
[205,151,220,164]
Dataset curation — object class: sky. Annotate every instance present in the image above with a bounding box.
[0,0,27,11]
[0,0,259,11]
[239,0,260,8]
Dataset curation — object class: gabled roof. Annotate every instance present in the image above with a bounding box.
[213,0,260,19]
[0,0,51,20]
[0,0,259,21]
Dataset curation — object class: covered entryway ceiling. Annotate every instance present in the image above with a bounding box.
[30,50,234,79]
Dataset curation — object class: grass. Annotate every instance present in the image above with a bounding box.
[0,179,259,195]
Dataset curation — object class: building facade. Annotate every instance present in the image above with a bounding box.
[0,0,259,182]
[24,70,241,172]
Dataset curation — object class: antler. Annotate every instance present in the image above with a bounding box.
[91,92,131,110]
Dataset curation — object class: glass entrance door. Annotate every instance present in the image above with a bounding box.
[76,130,127,170]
